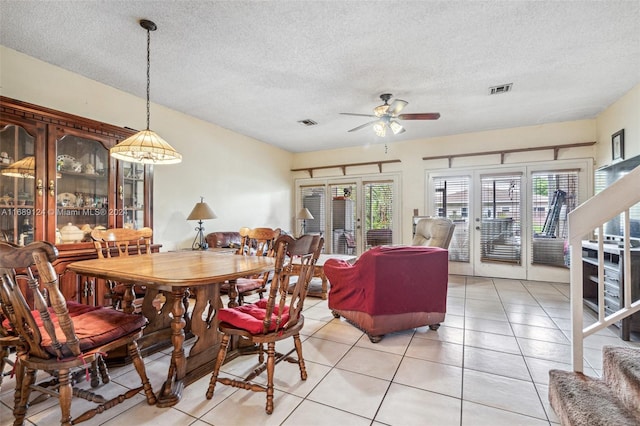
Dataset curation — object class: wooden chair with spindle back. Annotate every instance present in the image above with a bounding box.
[206,234,324,414]
[222,227,281,306]
[90,227,153,311]
[0,241,156,426]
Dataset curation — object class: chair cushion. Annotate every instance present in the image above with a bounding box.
[220,278,264,293]
[40,307,147,359]
[2,301,100,330]
[218,299,289,334]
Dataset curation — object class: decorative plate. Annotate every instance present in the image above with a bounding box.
[57,192,76,206]
[56,154,76,171]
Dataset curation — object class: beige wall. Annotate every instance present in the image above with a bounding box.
[595,83,640,168]
[0,46,293,250]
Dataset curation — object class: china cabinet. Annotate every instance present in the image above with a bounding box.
[0,96,154,305]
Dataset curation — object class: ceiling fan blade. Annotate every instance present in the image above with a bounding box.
[398,113,441,120]
[340,112,377,118]
[386,99,408,116]
[347,120,379,132]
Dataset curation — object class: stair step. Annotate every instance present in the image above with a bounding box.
[549,369,640,426]
[603,345,640,414]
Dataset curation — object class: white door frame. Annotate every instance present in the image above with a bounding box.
[426,159,592,282]
[295,173,401,255]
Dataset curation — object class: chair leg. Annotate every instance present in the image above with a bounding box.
[58,368,73,426]
[265,341,276,414]
[97,356,110,384]
[0,345,8,389]
[127,341,157,405]
[206,334,230,399]
[292,334,308,381]
[12,364,31,425]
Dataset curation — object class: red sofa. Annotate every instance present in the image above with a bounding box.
[324,246,448,342]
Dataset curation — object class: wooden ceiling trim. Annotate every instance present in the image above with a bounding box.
[291,159,401,178]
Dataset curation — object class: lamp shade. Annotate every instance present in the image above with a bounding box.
[110,130,182,164]
[187,198,217,221]
[297,207,314,220]
[1,156,35,178]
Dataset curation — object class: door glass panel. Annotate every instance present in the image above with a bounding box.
[329,184,356,254]
[480,174,522,264]
[122,161,145,229]
[56,134,109,243]
[0,125,36,245]
[531,170,578,267]
[300,185,325,237]
[432,175,470,262]
[364,180,393,249]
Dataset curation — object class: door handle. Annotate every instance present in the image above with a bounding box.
[475,226,481,230]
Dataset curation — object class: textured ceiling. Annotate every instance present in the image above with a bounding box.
[1,1,639,153]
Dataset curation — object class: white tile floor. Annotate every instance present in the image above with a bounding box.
[2,275,639,425]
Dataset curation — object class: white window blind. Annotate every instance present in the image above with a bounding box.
[432,176,470,262]
[300,185,325,237]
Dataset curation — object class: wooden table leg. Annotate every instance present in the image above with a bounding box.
[156,288,187,407]
[121,283,136,314]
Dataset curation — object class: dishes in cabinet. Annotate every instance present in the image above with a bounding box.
[57,192,76,207]
[56,154,76,171]
[59,223,84,243]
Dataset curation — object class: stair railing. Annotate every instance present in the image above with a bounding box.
[568,164,640,372]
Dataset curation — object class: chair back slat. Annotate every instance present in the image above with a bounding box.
[262,234,323,334]
[0,242,59,359]
[32,247,81,357]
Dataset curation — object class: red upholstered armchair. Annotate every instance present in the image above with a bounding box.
[324,246,449,343]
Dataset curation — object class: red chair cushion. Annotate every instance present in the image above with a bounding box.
[220,278,264,293]
[218,299,289,334]
[39,307,147,359]
[2,301,100,330]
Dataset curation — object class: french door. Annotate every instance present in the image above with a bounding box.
[428,160,591,281]
[297,176,399,255]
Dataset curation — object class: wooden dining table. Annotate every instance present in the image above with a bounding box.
[67,250,275,407]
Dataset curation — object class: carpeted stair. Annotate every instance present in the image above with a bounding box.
[549,345,640,426]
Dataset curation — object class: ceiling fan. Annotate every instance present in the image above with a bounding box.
[340,93,440,137]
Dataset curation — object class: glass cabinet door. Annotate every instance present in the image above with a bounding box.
[120,161,146,229]
[0,124,37,246]
[55,133,110,244]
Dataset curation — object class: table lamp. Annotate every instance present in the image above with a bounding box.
[187,197,217,250]
[297,207,314,236]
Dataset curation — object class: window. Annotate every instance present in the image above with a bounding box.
[432,176,470,262]
[531,170,579,267]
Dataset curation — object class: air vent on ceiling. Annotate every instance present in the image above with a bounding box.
[297,119,318,126]
[489,83,513,95]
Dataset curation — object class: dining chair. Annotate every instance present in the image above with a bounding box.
[222,227,281,306]
[90,227,153,311]
[206,234,324,414]
[0,241,156,426]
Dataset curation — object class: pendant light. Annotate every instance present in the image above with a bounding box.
[110,19,182,164]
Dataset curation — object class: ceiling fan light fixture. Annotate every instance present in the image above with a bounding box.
[374,104,389,117]
[373,122,387,137]
[110,19,182,165]
[389,121,405,135]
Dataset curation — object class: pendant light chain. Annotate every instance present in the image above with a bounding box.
[146,26,151,131]
[109,19,182,164]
